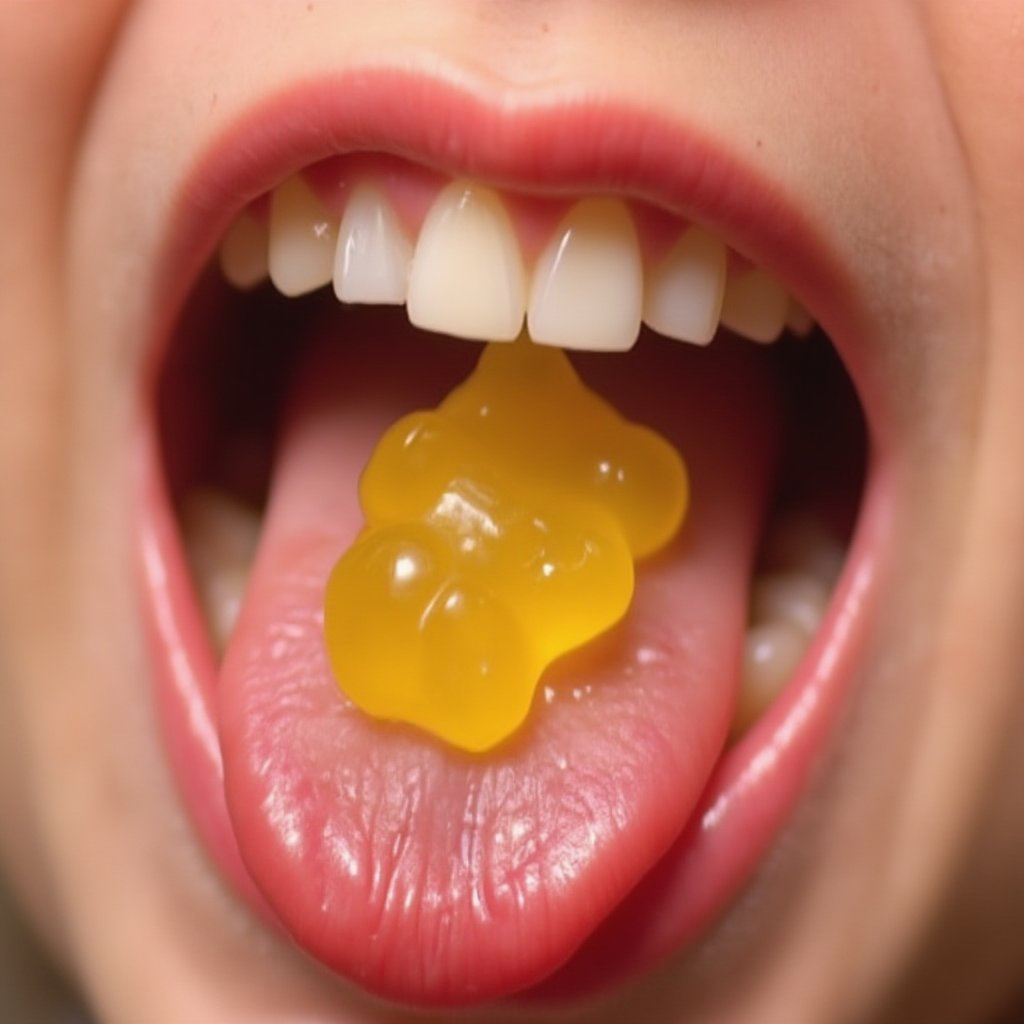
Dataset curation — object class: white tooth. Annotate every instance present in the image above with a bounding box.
[734,620,809,734]
[268,175,338,297]
[528,198,642,352]
[785,298,815,337]
[180,490,261,654]
[762,512,845,586]
[751,571,829,638]
[643,227,726,345]
[720,266,789,343]
[407,181,525,341]
[198,565,250,656]
[219,212,269,290]
[333,182,413,305]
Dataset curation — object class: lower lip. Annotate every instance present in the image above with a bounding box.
[136,392,886,1003]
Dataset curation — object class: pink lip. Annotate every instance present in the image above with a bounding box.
[137,68,888,1003]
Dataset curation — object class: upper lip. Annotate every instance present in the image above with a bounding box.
[140,64,886,1005]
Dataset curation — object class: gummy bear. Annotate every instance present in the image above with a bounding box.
[324,335,688,752]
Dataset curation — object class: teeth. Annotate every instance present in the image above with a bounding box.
[268,175,338,297]
[528,198,643,352]
[227,173,816,351]
[719,266,790,343]
[643,227,726,345]
[734,620,812,735]
[180,490,261,654]
[219,212,269,290]
[407,181,526,341]
[733,515,844,737]
[751,572,830,638]
[334,182,413,306]
[761,511,845,586]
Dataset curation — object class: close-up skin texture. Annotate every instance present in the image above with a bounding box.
[1,2,1023,1022]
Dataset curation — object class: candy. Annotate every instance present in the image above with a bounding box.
[324,336,688,752]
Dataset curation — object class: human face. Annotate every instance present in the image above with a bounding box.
[1,2,1023,1021]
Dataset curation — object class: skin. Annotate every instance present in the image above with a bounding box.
[1,2,1023,1021]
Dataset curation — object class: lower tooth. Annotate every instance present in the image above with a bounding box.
[733,514,845,736]
[735,619,810,734]
[761,512,846,586]
[751,572,829,638]
[180,490,261,654]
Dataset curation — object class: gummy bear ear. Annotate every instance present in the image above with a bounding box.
[580,420,690,560]
[358,410,499,524]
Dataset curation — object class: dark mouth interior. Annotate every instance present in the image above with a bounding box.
[768,313,867,542]
[158,266,866,572]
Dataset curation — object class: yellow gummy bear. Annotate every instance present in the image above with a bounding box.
[324,335,689,752]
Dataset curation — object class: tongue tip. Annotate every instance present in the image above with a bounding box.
[219,745,619,1008]
[218,637,739,1008]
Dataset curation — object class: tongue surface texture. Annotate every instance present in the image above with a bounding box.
[218,319,777,1005]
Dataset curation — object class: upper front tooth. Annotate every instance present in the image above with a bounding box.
[643,227,727,345]
[719,266,790,343]
[268,175,338,297]
[333,182,413,305]
[219,212,269,290]
[407,181,526,341]
[528,198,643,352]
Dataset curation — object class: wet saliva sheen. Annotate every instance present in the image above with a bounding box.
[324,334,689,752]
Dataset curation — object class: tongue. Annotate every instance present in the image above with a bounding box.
[218,315,778,1006]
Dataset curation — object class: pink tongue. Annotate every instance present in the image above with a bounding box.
[218,320,777,1006]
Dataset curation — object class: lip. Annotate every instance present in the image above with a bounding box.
[137,66,890,1004]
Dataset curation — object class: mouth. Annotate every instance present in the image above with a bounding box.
[138,70,882,1009]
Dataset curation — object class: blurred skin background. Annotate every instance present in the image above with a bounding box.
[1,3,1024,1023]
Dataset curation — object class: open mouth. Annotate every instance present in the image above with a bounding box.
[138,72,881,1009]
